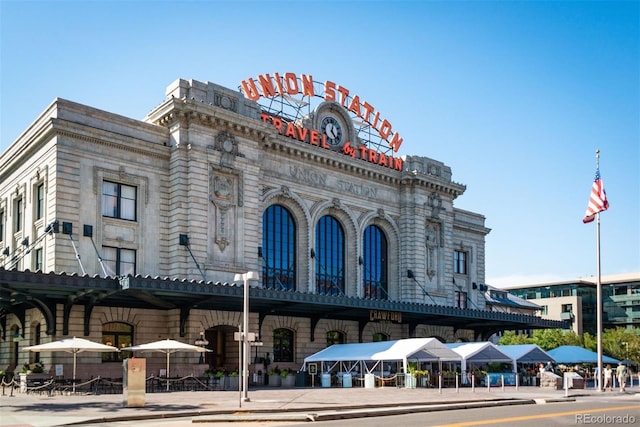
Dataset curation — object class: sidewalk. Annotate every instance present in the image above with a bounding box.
[0,385,632,427]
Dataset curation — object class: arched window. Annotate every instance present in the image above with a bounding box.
[362,225,388,300]
[102,322,133,362]
[273,328,294,363]
[326,331,345,347]
[315,215,345,295]
[262,205,296,291]
[372,332,389,342]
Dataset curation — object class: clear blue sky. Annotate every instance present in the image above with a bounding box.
[1,0,638,287]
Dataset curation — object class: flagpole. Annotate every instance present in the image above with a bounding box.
[595,149,603,392]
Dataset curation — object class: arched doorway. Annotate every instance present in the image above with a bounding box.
[205,325,239,371]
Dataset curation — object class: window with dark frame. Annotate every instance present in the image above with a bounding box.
[273,328,294,362]
[34,247,43,271]
[102,322,133,362]
[14,198,23,232]
[453,250,467,275]
[262,204,296,291]
[362,224,388,300]
[455,290,467,309]
[102,246,136,276]
[315,215,345,296]
[35,183,45,220]
[102,181,137,221]
[0,209,4,243]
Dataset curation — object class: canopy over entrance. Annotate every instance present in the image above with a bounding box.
[303,338,461,375]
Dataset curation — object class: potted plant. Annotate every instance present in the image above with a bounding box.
[267,367,281,387]
[202,369,214,387]
[405,363,418,388]
[32,361,45,374]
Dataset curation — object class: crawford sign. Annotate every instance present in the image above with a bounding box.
[369,309,402,324]
[240,72,404,153]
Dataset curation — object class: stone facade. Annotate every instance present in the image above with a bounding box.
[0,77,489,378]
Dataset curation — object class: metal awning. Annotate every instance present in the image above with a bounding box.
[0,268,567,340]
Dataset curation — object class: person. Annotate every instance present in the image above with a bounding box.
[604,364,613,391]
[616,363,628,392]
[544,361,553,373]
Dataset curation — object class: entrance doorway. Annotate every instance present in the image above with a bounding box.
[205,325,239,371]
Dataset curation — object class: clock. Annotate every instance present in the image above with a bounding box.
[321,115,343,146]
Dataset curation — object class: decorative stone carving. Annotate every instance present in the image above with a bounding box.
[428,192,442,218]
[215,204,230,252]
[214,131,237,167]
[213,176,233,200]
[426,222,440,281]
[214,91,237,112]
[210,168,239,252]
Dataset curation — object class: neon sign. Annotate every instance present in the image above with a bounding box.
[240,72,403,153]
[260,113,403,171]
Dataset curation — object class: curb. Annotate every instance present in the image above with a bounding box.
[192,398,537,423]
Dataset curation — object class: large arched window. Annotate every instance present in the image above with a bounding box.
[362,224,388,300]
[327,331,345,347]
[102,322,133,362]
[315,215,345,295]
[262,204,296,291]
[372,332,389,342]
[273,328,294,362]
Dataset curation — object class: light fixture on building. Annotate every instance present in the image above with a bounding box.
[195,331,209,364]
[44,220,59,234]
[179,234,207,281]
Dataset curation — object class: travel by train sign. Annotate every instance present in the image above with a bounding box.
[240,73,404,168]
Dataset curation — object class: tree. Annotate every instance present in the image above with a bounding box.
[498,331,532,345]
[499,327,640,363]
[532,329,566,350]
[602,327,640,361]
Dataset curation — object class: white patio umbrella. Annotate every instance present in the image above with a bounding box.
[121,338,212,391]
[23,336,119,392]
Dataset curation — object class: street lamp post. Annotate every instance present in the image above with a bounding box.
[234,271,259,403]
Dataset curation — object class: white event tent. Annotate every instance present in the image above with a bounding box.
[302,338,461,376]
[445,342,513,375]
[498,344,555,372]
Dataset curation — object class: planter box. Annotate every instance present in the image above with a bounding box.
[281,374,296,387]
[405,373,416,389]
[226,375,239,390]
[268,374,281,387]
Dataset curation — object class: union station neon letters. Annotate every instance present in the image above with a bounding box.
[241,72,403,153]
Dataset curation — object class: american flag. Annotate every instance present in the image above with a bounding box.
[583,169,609,223]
